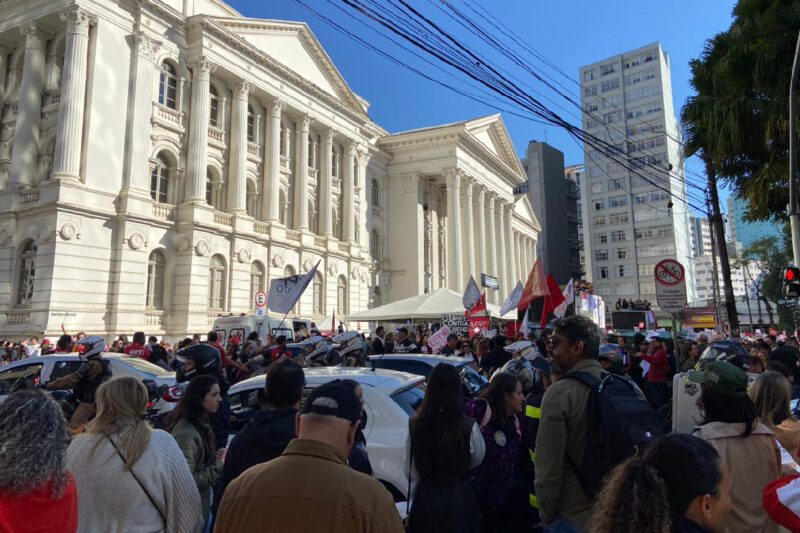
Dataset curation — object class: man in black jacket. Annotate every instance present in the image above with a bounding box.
[219,358,305,503]
[479,335,512,373]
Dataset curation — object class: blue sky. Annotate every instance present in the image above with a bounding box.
[229,0,738,214]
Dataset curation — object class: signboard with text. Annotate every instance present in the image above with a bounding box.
[441,314,469,335]
[654,259,687,314]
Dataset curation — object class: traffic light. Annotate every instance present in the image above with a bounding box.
[782,267,800,298]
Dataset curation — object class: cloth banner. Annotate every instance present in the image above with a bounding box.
[469,316,491,338]
[428,325,451,353]
[554,278,574,318]
[518,258,548,311]
[501,282,523,317]
[267,261,320,314]
[463,276,482,311]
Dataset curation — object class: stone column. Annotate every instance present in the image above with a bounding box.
[342,140,355,242]
[51,7,93,182]
[262,97,283,221]
[357,147,369,247]
[318,128,334,235]
[184,56,213,201]
[10,24,45,188]
[486,194,497,303]
[227,80,251,214]
[516,233,523,281]
[444,169,463,291]
[293,113,310,228]
[504,203,516,289]
[496,200,508,301]
[461,180,475,286]
[475,187,487,282]
[0,46,9,111]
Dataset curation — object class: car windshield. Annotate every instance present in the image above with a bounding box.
[390,383,425,416]
[115,356,172,376]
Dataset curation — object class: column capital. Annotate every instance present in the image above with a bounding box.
[401,173,420,194]
[296,113,310,130]
[322,127,334,143]
[461,179,474,197]
[61,6,95,36]
[268,97,285,117]
[187,55,215,75]
[476,185,486,203]
[20,23,46,48]
[232,79,254,99]
[344,138,357,153]
[134,31,160,61]
[443,168,462,189]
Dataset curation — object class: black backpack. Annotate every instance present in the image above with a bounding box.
[564,371,665,498]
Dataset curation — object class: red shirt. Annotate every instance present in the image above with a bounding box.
[641,348,669,383]
[211,342,227,368]
[0,473,78,533]
[123,343,150,360]
[270,347,288,361]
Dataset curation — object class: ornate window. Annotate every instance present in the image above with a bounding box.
[333,208,341,240]
[308,200,317,234]
[337,275,348,316]
[16,241,36,307]
[370,230,381,262]
[247,104,255,143]
[146,250,166,310]
[208,255,226,310]
[371,179,379,207]
[313,272,324,315]
[158,61,178,110]
[150,153,170,203]
[249,261,264,305]
[209,85,219,127]
[279,189,288,226]
[354,216,360,243]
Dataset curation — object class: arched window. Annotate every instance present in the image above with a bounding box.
[150,153,170,203]
[279,189,288,225]
[158,61,178,110]
[209,85,219,127]
[371,179,380,207]
[250,261,264,305]
[146,250,166,310]
[208,255,226,310]
[16,240,36,307]
[247,104,255,143]
[246,179,257,218]
[206,169,215,206]
[337,275,348,316]
[313,272,324,315]
[370,229,381,262]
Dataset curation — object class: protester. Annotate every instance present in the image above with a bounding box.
[0,390,78,533]
[480,335,512,374]
[371,326,385,354]
[220,358,303,504]
[215,381,404,532]
[590,433,732,533]
[697,334,709,358]
[393,327,420,353]
[67,377,202,532]
[749,371,800,460]
[535,315,603,533]
[440,334,459,356]
[641,335,670,410]
[677,340,700,373]
[124,331,150,360]
[167,374,224,530]
[340,379,374,476]
[148,335,171,369]
[175,343,231,448]
[690,361,782,533]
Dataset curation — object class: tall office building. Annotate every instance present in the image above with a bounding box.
[565,164,588,278]
[727,197,783,249]
[690,215,712,258]
[579,43,696,314]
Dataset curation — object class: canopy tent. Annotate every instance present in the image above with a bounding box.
[346,288,516,322]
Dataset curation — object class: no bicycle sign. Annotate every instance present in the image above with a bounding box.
[654,259,686,314]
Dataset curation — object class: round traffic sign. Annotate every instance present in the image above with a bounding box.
[255,290,267,308]
[654,260,685,287]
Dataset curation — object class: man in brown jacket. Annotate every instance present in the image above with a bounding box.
[215,380,404,533]
[535,316,602,532]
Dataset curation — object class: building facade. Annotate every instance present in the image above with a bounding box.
[0,0,539,338]
[521,141,579,285]
[565,164,587,279]
[727,197,782,250]
[579,42,696,315]
[690,215,712,258]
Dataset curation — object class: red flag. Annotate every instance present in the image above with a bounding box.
[329,310,336,337]
[541,274,566,328]
[518,258,547,311]
[466,292,487,317]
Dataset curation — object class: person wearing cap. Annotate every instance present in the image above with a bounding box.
[439,334,459,356]
[215,381,404,533]
[640,335,670,410]
[393,327,420,354]
[690,361,782,533]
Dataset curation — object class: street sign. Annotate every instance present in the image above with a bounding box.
[654,259,687,314]
[256,308,265,318]
[254,290,267,308]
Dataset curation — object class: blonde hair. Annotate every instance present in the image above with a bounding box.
[86,376,152,469]
[749,371,793,428]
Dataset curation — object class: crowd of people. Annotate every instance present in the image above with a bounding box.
[614,298,652,311]
[5,316,800,532]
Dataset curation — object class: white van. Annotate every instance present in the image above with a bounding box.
[211,315,313,344]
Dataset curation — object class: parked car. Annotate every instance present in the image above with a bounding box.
[368,354,488,397]
[227,367,425,501]
[0,353,183,415]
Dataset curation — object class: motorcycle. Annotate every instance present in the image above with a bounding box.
[48,379,169,427]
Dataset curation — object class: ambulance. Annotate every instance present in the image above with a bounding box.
[211,314,313,344]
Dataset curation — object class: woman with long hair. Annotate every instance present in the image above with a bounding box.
[67,376,202,532]
[591,433,732,533]
[0,389,78,533]
[167,375,224,529]
[750,371,800,460]
[466,372,526,532]
[691,361,781,533]
[406,363,485,533]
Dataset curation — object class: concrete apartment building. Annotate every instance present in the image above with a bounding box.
[521,141,582,284]
[727,197,783,250]
[690,215,712,258]
[565,164,587,278]
[579,42,696,315]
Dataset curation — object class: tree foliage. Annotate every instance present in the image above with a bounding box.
[683,0,800,222]
[732,235,792,328]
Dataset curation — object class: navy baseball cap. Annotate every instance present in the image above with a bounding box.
[301,381,362,422]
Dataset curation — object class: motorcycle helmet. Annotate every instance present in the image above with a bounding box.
[333,331,365,357]
[505,341,538,361]
[697,340,749,372]
[299,335,329,362]
[175,343,221,382]
[598,343,627,374]
[76,336,105,359]
[494,357,540,394]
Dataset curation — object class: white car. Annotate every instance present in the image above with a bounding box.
[368,354,488,396]
[0,353,183,414]
[227,367,425,501]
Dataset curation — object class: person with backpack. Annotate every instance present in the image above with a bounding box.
[535,316,664,533]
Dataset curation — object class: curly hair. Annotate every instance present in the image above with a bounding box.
[552,315,600,359]
[0,389,71,497]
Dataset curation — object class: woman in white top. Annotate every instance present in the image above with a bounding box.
[66,376,203,533]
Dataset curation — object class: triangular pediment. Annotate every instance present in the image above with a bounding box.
[212,18,369,116]
[463,115,526,177]
[514,196,541,233]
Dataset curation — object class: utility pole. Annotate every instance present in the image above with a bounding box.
[742,264,754,334]
[708,202,723,334]
[788,28,800,265]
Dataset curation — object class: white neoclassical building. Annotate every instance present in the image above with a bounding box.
[0,0,540,338]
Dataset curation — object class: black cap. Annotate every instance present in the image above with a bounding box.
[301,381,362,422]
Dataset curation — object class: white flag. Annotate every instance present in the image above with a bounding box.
[267,261,320,314]
[463,275,482,310]
[520,306,529,335]
[554,278,574,318]
[500,281,524,317]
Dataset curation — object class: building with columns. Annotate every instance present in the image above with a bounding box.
[0,0,539,338]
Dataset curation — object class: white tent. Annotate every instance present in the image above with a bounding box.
[346,288,516,321]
